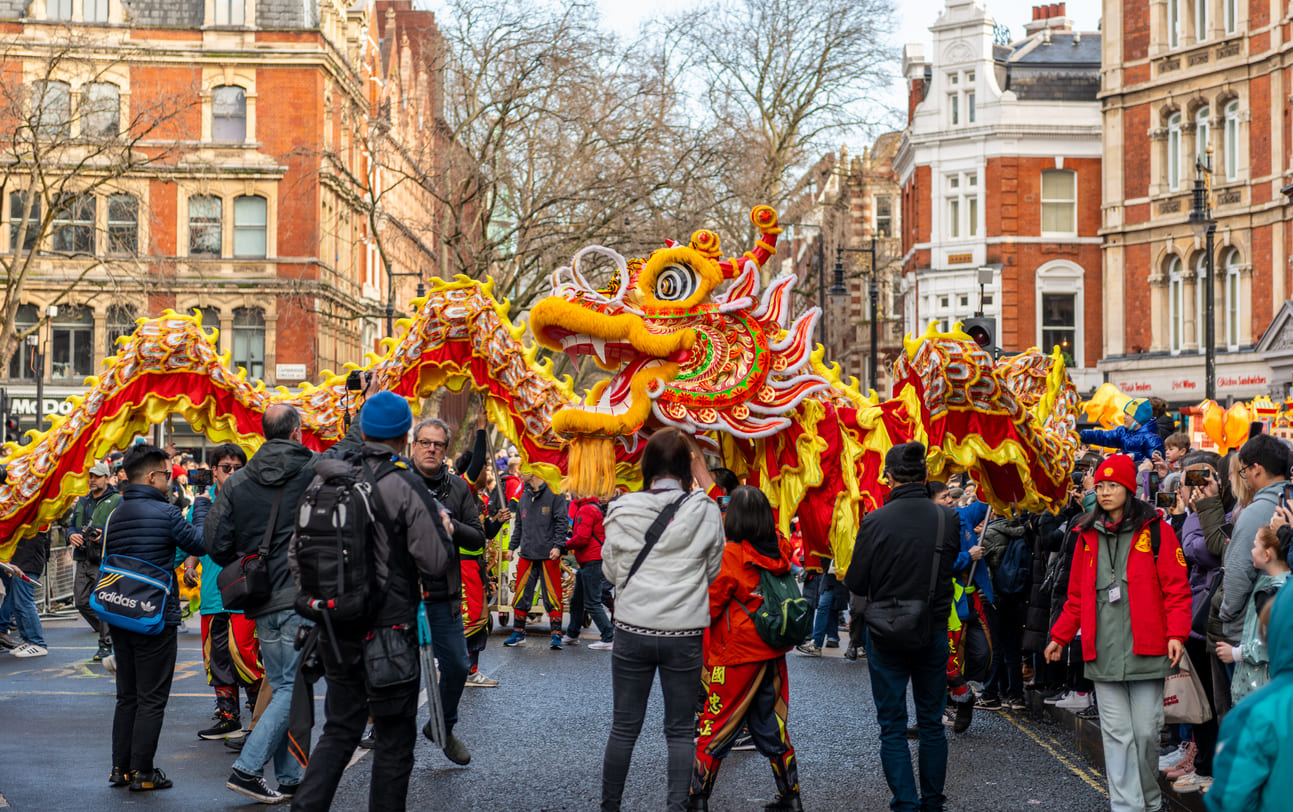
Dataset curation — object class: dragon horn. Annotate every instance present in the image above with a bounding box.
[718,205,784,279]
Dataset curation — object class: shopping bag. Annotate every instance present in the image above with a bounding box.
[1163,650,1213,724]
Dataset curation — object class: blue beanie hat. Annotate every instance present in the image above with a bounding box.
[1124,398,1154,426]
[360,391,413,439]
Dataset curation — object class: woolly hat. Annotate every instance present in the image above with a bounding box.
[89,462,111,477]
[1123,398,1154,426]
[360,391,413,440]
[1094,454,1137,494]
[884,441,927,482]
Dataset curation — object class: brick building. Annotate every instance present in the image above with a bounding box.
[897,0,1104,391]
[1099,0,1293,402]
[779,135,904,394]
[0,0,448,441]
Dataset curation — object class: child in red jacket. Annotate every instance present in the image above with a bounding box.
[689,486,801,812]
[562,494,613,649]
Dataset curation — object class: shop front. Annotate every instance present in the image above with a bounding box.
[1098,351,1277,407]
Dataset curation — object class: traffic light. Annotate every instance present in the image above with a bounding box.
[3,413,17,442]
[961,317,997,351]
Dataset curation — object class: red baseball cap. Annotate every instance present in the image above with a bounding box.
[1094,454,1137,494]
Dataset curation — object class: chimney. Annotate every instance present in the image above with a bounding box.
[1024,2,1073,35]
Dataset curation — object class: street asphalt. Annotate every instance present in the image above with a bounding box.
[1,616,1111,811]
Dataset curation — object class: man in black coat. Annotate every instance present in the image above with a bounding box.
[102,444,209,792]
[207,404,317,804]
[844,442,959,812]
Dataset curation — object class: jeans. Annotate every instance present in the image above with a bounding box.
[234,610,308,787]
[989,594,1025,700]
[602,629,703,812]
[74,562,110,645]
[112,626,178,773]
[291,632,418,812]
[811,573,842,646]
[1092,680,1164,812]
[0,570,45,647]
[567,562,614,642]
[423,600,470,733]
[867,636,949,812]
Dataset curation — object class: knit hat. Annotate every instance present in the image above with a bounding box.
[884,441,927,482]
[1094,454,1137,494]
[1123,398,1154,426]
[360,391,412,440]
[88,462,111,477]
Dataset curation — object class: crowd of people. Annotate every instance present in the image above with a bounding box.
[0,388,1290,812]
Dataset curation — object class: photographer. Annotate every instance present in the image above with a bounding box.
[68,461,121,662]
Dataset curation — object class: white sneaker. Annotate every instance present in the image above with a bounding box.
[464,671,499,687]
[1043,691,1071,705]
[588,640,613,651]
[1159,742,1188,771]
[103,654,117,674]
[1055,691,1091,711]
[12,643,47,658]
[561,635,580,646]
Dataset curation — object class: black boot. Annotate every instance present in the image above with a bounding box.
[687,757,720,811]
[766,751,803,811]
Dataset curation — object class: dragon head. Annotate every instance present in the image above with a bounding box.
[529,206,830,452]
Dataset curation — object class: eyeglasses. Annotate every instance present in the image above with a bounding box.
[217,463,243,473]
[1094,481,1123,493]
[148,468,171,481]
[1237,463,1252,478]
[415,439,448,450]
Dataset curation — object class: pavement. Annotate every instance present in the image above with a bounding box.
[1,617,1112,811]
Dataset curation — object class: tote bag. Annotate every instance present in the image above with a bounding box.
[1163,649,1213,725]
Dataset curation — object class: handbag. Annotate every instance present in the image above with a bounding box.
[618,494,688,593]
[1163,649,1213,724]
[364,624,419,690]
[90,513,173,635]
[863,507,947,652]
[218,488,283,611]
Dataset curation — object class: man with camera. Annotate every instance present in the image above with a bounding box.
[68,461,121,662]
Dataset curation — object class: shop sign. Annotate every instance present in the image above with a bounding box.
[4,397,75,417]
[276,364,307,381]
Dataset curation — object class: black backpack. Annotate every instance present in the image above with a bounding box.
[994,535,1032,596]
[292,454,394,625]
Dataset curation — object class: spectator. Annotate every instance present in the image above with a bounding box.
[1219,435,1288,641]
[689,486,801,811]
[409,416,485,764]
[563,491,613,650]
[1080,398,1166,463]
[67,461,121,661]
[207,405,318,804]
[1164,432,1192,469]
[844,442,959,812]
[1219,521,1289,704]
[981,514,1031,710]
[0,530,52,658]
[1150,397,1176,440]
[289,392,452,812]
[600,428,724,812]
[104,444,209,791]
[1045,453,1191,812]
[503,472,569,649]
[180,444,262,741]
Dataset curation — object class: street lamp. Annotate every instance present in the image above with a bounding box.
[834,236,880,391]
[1188,147,1216,402]
[383,257,426,337]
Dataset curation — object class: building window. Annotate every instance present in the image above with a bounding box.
[105,304,136,355]
[959,295,969,308]
[189,195,222,255]
[85,0,109,22]
[1224,249,1241,349]
[34,80,71,139]
[950,94,959,126]
[1195,0,1208,41]
[1195,107,1210,168]
[1168,0,1180,47]
[51,305,93,380]
[47,0,71,20]
[939,296,949,308]
[107,193,137,254]
[50,194,95,254]
[215,0,245,26]
[945,172,977,240]
[83,82,120,138]
[7,305,38,380]
[9,192,40,252]
[1195,252,1209,352]
[1167,113,1182,191]
[233,195,267,257]
[1223,100,1239,180]
[1224,0,1236,34]
[232,307,265,379]
[1041,293,1077,365]
[212,85,246,142]
[875,197,892,237]
[1041,169,1077,235]
[967,92,975,124]
[1168,255,1184,353]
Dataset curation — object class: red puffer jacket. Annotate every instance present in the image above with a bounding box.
[567,497,605,564]
[1049,512,1192,661]
[705,537,793,667]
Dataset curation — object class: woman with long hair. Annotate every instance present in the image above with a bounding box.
[1046,454,1192,812]
[600,428,725,812]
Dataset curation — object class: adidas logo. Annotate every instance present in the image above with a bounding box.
[139,601,155,613]
[97,590,138,609]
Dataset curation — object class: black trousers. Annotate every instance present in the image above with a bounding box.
[111,625,178,773]
[291,633,418,812]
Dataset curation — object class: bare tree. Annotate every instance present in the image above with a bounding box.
[0,27,197,372]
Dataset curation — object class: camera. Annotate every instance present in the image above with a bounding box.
[345,370,369,391]
[1184,468,1210,487]
[1155,491,1177,509]
[1071,469,1086,487]
[188,468,213,492]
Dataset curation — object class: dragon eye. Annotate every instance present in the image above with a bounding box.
[655,264,698,302]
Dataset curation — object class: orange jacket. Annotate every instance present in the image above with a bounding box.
[705,538,793,666]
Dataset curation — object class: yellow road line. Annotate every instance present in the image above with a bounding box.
[0,691,214,697]
[1000,711,1108,797]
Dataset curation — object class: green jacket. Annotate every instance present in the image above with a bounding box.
[1208,579,1293,812]
[70,486,121,563]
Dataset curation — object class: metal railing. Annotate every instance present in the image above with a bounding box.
[37,526,78,618]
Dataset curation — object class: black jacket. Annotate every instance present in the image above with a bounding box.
[510,481,569,560]
[103,484,208,625]
[844,482,959,644]
[206,439,317,619]
[9,532,52,579]
[418,464,485,603]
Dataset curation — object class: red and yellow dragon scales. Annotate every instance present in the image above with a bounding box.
[0,206,1079,570]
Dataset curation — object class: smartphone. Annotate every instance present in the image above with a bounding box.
[1184,469,1210,487]
[1283,482,1293,506]
[1155,491,1177,509]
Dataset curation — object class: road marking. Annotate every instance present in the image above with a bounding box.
[0,690,215,697]
[1000,711,1108,797]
